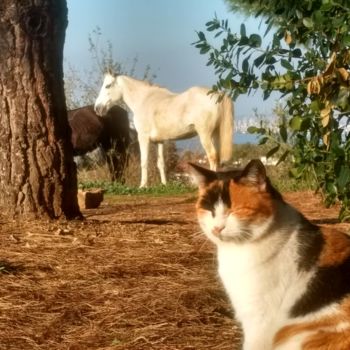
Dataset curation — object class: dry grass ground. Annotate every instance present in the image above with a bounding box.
[0,191,349,350]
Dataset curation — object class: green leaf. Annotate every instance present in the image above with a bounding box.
[289,167,303,178]
[247,126,259,133]
[302,17,314,28]
[279,125,288,142]
[224,19,228,30]
[289,116,303,131]
[266,145,280,158]
[280,59,293,70]
[312,10,323,24]
[197,31,206,41]
[296,10,303,19]
[264,20,274,37]
[265,55,277,64]
[254,53,266,67]
[263,89,272,100]
[258,136,269,145]
[242,57,249,73]
[206,20,220,31]
[239,36,249,46]
[249,34,262,48]
[326,181,337,196]
[337,166,350,191]
[292,49,302,58]
[240,23,246,37]
[200,45,211,54]
[276,150,290,166]
[272,34,280,48]
[341,35,350,47]
[260,80,269,90]
[310,100,320,112]
[335,87,350,110]
[214,31,223,38]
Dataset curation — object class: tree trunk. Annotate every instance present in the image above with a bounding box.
[0,0,81,219]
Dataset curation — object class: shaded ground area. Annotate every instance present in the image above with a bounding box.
[0,191,349,350]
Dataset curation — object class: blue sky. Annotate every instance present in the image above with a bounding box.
[64,0,275,143]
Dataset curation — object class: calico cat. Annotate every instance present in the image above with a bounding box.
[189,159,350,350]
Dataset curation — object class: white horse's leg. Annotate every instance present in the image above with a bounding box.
[138,136,150,187]
[198,132,218,170]
[157,142,167,185]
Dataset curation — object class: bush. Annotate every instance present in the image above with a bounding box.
[194,1,350,220]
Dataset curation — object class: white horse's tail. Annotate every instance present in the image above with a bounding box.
[218,95,233,164]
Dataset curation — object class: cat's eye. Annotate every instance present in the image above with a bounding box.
[201,200,214,215]
[105,83,112,89]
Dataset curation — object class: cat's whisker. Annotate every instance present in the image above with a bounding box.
[190,230,203,239]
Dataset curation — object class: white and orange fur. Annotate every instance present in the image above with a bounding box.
[189,159,350,350]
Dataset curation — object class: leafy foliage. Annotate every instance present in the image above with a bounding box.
[194,0,350,221]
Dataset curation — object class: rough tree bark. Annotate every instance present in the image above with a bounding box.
[0,0,81,219]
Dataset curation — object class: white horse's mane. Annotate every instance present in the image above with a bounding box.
[105,71,168,91]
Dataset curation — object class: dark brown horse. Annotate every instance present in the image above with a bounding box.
[68,104,131,181]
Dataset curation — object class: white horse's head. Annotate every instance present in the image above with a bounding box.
[94,70,123,116]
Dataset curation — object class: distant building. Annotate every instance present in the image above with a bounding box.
[260,156,278,166]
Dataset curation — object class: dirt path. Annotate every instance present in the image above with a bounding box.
[0,192,349,350]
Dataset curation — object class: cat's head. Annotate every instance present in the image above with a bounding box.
[188,159,282,245]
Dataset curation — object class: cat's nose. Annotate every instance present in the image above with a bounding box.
[212,225,225,236]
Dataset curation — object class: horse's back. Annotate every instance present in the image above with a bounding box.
[182,86,221,107]
[68,105,105,154]
[173,87,225,126]
[68,104,131,155]
[68,105,102,131]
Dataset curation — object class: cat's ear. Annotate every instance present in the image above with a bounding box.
[187,162,217,189]
[241,159,267,190]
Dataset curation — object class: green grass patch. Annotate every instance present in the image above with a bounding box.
[79,181,196,196]
[271,176,314,193]
[266,164,317,193]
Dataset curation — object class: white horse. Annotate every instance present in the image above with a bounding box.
[94,72,234,187]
